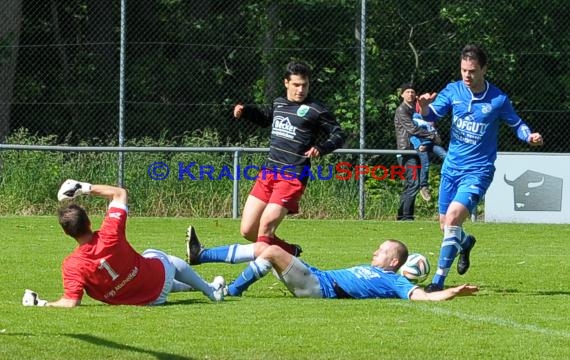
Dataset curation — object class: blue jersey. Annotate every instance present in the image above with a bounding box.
[411,114,436,148]
[427,81,531,171]
[311,264,418,299]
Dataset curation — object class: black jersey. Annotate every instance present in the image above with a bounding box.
[241,96,345,180]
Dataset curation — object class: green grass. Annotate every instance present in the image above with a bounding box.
[2,217,569,359]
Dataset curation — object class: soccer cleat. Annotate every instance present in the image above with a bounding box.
[292,244,303,257]
[420,186,432,201]
[424,283,443,293]
[210,275,226,302]
[457,235,476,275]
[186,225,204,265]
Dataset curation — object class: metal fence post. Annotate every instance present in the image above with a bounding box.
[118,0,127,187]
[232,149,241,219]
[358,0,367,220]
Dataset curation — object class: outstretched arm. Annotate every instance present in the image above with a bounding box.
[58,180,127,205]
[409,284,479,301]
[90,184,127,204]
[46,297,81,308]
[233,103,273,127]
[22,290,81,308]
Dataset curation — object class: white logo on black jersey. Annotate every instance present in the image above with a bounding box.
[272,116,297,139]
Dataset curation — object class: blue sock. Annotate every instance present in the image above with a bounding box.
[227,258,272,296]
[200,243,255,264]
[432,225,462,287]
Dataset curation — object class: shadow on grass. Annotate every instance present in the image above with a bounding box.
[164,297,244,305]
[65,333,193,360]
[531,290,570,296]
[487,287,522,294]
[484,287,570,296]
[160,299,210,306]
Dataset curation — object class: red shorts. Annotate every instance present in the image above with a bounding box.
[249,171,306,214]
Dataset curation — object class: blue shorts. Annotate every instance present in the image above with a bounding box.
[438,167,494,215]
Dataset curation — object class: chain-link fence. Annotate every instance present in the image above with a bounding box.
[1,0,569,218]
[2,0,568,150]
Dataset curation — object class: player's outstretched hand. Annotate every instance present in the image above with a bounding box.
[22,289,47,306]
[450,284,479,297]
[528,133,543,146]
[57,179,92,201]
[417,92,437,107]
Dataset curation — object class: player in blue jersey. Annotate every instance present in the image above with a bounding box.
[186,226,478,300]
[417,45,544,292]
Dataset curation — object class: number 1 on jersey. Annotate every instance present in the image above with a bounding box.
[99,259,119,280]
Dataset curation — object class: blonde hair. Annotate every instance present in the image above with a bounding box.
[385,239,409,270]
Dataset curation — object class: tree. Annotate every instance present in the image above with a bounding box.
[0,0,23,143]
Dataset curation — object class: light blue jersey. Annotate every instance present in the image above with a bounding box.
[427,80,531,172]
[311,264,418,299]
[410,114,436,148]
[413,115,436,133]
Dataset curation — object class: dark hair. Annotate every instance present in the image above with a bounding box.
[284,61,311,81]
[386,239,409,270]
[461,44,488,68]
[58,204,91,238]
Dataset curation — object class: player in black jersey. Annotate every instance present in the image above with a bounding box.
[233,61,345,256]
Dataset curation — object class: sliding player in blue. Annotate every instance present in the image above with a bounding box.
[417,44,544,292]
[187,227,478,301]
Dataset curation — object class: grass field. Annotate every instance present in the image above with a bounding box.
[1,217,569,359]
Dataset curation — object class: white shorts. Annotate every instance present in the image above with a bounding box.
[142,249,175,305]
[276,256,322,298]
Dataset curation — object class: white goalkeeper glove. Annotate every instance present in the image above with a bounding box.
[22,289,48,307]
[57,179,92,201]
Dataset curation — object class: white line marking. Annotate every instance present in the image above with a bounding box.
[391,302,570,339]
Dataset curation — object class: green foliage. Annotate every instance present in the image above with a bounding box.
[9,0,570,150]
[2,218,570,359]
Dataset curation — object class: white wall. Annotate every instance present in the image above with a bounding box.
[485,153,570,223]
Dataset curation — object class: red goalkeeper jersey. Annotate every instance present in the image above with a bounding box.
[61,202,165,305]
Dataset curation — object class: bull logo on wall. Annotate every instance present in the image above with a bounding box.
[504,170,563,211]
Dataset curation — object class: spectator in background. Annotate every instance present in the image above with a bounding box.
[393,82,440,220]
[409,110,447,201]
